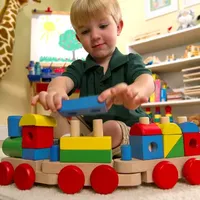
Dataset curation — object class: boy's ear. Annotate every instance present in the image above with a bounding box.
[117,20,123,36]
[76,34,80,42]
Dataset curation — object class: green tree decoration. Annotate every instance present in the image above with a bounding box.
[59,29,82,60]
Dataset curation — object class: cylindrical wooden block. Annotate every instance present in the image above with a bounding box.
[70,120,80,137]
[177,116,187,124]
[160,116,170,124]
[93,119,103,137]
[139,117,150,124]
[2,137,22,157]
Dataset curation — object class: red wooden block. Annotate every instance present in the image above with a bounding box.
[130,123,162,136]
[183,133,200,156]
[22,126,53,148]
[58,165,85,194]
[90,165,118,194]
[14,163,35,190]
[153,161,178,189]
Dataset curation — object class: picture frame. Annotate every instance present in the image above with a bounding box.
[145,0,178,20]
[183,0,200,8]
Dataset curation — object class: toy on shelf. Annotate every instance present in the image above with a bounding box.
[184,45,200,58]
[177,9,196,31]
[26,61,67,82]
[165,106,173,122]
[144,56,161,66]
[1,96,200,194]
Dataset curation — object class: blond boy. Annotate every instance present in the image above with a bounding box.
[32,0,155,156]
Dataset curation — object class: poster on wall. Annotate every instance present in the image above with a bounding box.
[30,12,88,64]
[183,0,200,8]
[145,0,178,20]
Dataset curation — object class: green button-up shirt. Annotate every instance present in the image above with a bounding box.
[62,48,152,127]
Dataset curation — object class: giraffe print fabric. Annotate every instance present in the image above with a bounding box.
[0,0,41,79]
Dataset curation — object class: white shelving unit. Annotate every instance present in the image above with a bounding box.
[127,25,200,118]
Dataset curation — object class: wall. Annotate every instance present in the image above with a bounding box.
[117,0,200,53]
[0,0,64,125]
[0,0,200,125]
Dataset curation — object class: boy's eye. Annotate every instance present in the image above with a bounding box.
[81,30,89,35]
[99,24,108,29]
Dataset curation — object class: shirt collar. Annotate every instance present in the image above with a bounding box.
[84,48,129,72]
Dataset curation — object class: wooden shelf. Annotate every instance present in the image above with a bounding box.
[146,56,200,73]
[141,99,200,107]
[128,25,200,54]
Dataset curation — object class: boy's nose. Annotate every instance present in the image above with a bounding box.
[91,30,100,40]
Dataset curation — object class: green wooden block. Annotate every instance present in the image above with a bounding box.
[2,137,22,158]
[60,149,112,163]
[166,136,184,158]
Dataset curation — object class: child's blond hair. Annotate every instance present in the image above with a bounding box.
[70,0,122,30]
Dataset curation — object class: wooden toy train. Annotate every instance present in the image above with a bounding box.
[0,96,200,195]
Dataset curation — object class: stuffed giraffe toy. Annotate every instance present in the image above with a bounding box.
[0,0,41,79]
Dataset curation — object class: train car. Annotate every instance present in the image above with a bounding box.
[0,96,200,195]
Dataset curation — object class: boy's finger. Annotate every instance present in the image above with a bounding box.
[98,88,112,102]
[31,95,39,105]
[111,83,127,95]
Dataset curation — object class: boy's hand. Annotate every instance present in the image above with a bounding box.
[98,83,148,110]
[31,90,69,112]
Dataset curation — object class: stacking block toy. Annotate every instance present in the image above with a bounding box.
[60,137,111,150]
[163,135,184,158]
[7,116,22,137]
[22,126,53,148]
[22,148,50,160]
[2,137,22,158]
[58,95,107,117]
[129,117,163,160]
[60,119,112,163]
[121,145,132,161]
[50,145,60,162]
[130,135,164,160]
[159,117,184,158]
[177,116,200,156]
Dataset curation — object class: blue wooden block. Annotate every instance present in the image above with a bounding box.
[130,135,164,160]
[121,145,132,161]
[178,122,199,133]
[7,116,22,137]
[22,148,50,160]
[58,95,107,117]
[50,145,59,162]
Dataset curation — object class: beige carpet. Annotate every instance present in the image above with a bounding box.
[1,149,200,200]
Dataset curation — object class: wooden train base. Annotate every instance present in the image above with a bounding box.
[1,155,200,194]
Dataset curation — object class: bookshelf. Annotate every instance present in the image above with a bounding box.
[128,25,200,54]
[127,26,200,117]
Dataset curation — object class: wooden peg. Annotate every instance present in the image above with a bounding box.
[177,116,187,124]
[139,117,150,124]
[93,119,103,137]
[70,120,80,137]
[160,116,170,124]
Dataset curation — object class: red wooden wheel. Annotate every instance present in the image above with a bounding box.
[58,165,85,194]
[183,158,200,185]
[14,163,35,190]
[0,161,14,185]
[90,165,119,194]
[153,161,178,189]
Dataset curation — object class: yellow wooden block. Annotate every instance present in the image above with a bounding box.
[163,135,182,157]
[19,114,57,127]
[60,136,111,150]
[158,123,182,135]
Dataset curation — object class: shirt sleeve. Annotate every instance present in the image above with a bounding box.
[126,53,152,84]
[62,60,84,95]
